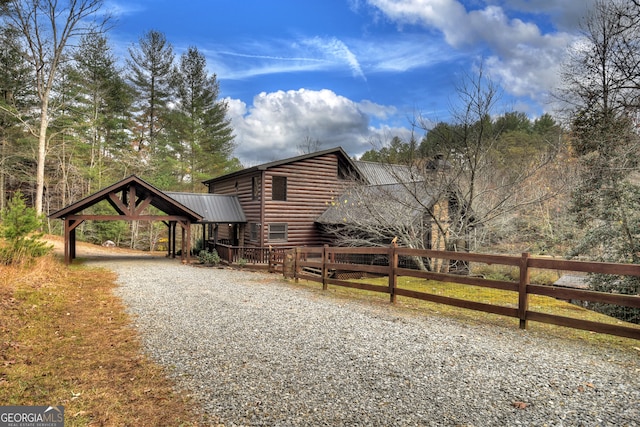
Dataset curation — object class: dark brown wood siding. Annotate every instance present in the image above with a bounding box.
[263,153,346,247]
[208,153,351,247]
[208,171,264,245]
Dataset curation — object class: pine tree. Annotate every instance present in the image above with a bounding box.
[71,32,135,190]
[0,25,34,211]
[0,191,52,265]
[170,46,236,190]
[126,30,175,159]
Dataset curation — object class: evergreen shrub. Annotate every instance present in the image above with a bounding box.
[0,192,52,265]
[198,249,220,266]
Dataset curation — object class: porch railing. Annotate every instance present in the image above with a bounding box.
[212,243,291,273]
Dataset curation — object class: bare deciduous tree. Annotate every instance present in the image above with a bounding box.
[321,64,565,268]
[297,135,322,155]
[560,0,640,323]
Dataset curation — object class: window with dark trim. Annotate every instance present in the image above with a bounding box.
[272,176,287,201]
[268,223,288,241]
[250,223,260,241]
[337,157,354,180]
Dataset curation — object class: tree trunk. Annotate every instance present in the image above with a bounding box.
[35,98,49,216]
[0,134,6,212]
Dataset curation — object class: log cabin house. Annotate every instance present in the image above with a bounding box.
[202,146,451,253]
[202,147,362,249]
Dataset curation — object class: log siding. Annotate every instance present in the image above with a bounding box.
[206,152,354,248]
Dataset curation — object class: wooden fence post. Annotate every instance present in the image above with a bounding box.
[322,245,329,290]
[389,242,398,303]
[268,246,274,273]
[519,252,530,329]
[294,247,300,283]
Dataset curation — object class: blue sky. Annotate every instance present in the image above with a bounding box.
[107,0,595,165]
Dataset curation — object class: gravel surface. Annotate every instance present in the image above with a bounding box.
[87,256,639,426]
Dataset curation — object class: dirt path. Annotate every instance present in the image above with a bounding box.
[46,235,168,260]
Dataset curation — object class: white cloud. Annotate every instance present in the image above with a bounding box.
[366,0,579,106]
[207,40,330,80]
[358,99,397,119]
[202,32,460,82]
[365,0,467,45]
[104,0,146,17]
[355,34,462,72]
[302,37,366,80]
[206,36,367,81]
[226,89,406,165]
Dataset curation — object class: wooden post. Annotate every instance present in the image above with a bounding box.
[64,219,71,265]
[389,242,398,303]
[295,247,301,283]
[128,185,136,214]
[165,221,171,257]
[322,244,329,291]
[181,223,187,263]
[70,226,76,260]
[63,219,83,265]
[185,221,191,264]
[519,252,530,329]
[201,223,206,252]
[171,221,177,259]
[268,246,274,273]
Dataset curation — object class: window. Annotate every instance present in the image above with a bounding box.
[272,176,287,201]
[337,157,354,180]
[268,223,288,241]
[252,176,261,200]
[250,223,260,241]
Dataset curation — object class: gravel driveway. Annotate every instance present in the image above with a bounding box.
[87,256,639,426]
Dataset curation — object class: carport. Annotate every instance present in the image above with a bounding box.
[49,175,203,265]
[164,191,247,249]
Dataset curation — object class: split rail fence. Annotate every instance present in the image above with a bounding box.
[290,245,640,340]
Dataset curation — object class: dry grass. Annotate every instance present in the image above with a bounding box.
[0,255,219,426]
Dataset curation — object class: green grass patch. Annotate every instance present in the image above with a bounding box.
[290,274,640,353]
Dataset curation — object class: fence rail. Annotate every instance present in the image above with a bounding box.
[291,245,640,340]
[213,243,289,273]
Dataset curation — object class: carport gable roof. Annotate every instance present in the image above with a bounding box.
[164,192,246,223]
[49,175,203,222]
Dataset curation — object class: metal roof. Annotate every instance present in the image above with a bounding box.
[352,161,421,185]
[553,274,589,289]
[164,192,246,223]
[316,182,436,226]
